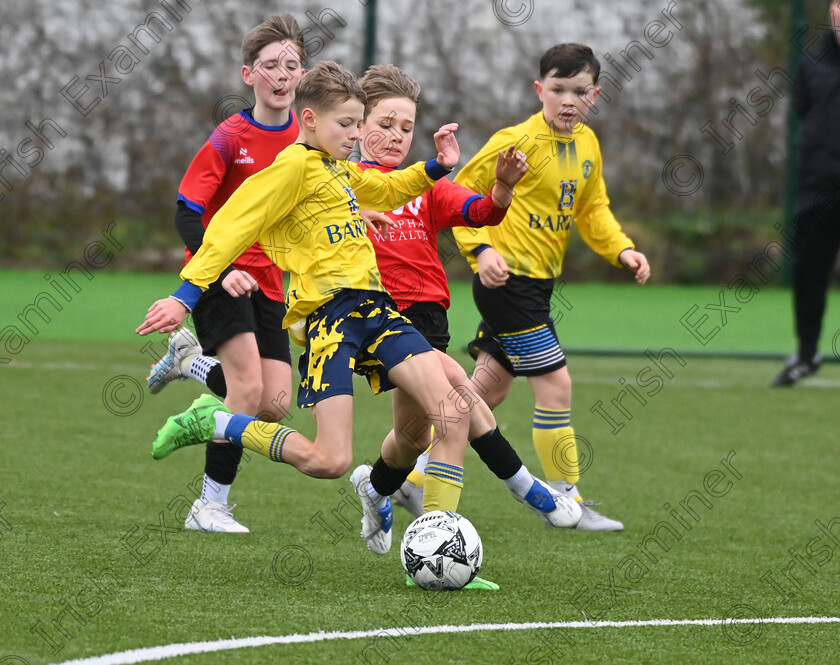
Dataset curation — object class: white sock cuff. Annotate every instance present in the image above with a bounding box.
[212,411,233,441]
[504,465,534,497]
[414,449,430,475]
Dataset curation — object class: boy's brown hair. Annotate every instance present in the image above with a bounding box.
[539,43,601,82]
[294,61,367,115]
[241,14,306,67]
[359,65,421,117]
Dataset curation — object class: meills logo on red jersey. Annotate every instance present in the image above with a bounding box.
[234,147,254,165]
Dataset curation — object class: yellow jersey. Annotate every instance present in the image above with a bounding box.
[453,112,633,279]
[181,143,445,331]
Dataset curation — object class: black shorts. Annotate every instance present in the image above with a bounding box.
[401,302,450,352]
[468,273,566,376]
[192,285,291,364]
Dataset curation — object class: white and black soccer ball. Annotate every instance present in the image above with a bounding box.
[400,510,482,591]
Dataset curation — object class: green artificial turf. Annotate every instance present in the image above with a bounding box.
[1,271,839,664]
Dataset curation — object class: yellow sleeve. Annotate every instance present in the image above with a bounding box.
[451,136,506,259]
[180,151,304,290]
[347,160,437,211]
[574,143,634,267]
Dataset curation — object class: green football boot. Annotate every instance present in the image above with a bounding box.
[404,574,500,591]
[151,393,229,460]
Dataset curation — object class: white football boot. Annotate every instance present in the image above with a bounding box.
[184,499,249,533]
[350,465,393,554]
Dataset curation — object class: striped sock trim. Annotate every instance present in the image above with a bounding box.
[426,461,464,486]
[268,427,295,463]
[533,407,570,430]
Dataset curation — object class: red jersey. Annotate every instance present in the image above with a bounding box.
[177,109,299,302]
[360,161,507,310]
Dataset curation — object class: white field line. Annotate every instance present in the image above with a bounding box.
[48,616,840,665]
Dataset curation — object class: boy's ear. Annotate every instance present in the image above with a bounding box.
[241,64,255,88]
[534,80,544,102]
[299,107,317,130]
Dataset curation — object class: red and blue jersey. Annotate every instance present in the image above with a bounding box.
[359,161,507,311]
[177,109,299,301]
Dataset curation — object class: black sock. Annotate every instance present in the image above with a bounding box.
[205,442,242,485]
[205,364,227,398]
[470,428,522,480]
[370,457,413,496]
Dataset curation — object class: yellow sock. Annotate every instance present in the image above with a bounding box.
[406,470,425,487]
[238,419,296,462]
[533,408,579,484]
[423,461,463,512]
[406,436,433,487]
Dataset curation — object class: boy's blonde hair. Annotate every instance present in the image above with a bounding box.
[241,14,305,67]
[359,65,421,118]
[294,61,366,115]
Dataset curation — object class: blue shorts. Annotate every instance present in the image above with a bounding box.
[297,290,434,408]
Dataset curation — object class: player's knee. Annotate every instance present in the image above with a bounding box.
[256,393,289,423]
[229,376,264,414]
[477,379,511,410]
[316,455,352,479]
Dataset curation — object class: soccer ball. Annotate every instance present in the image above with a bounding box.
[400,510,483,590]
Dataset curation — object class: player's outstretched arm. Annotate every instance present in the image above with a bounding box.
[619,249,650,284]
[136,297,190,336]
[433,123,460,169]
[490,146,528,208]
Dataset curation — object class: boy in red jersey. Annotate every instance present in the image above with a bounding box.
[144,16,306,533]
[138,61,470,559]
[357,65,581,536]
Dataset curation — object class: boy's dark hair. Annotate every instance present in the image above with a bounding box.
[359,65,421,118]
[294,61,366,115]
[241,14,306,66]
[539,43,600,82]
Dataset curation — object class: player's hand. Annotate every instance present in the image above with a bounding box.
[491,146,529,208]
[619,249,650,284]
[433,123,460,169]
[222,270,259,298]
[476,247,510,288]
[361,209,395,238]
[136,298,189,336]
[495,146,529,189]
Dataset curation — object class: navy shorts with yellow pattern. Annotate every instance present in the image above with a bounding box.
[297,289,434,408]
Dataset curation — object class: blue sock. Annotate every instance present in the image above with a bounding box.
[222,414,257,446]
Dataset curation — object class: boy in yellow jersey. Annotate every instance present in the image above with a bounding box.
[137,61,466,556]
[452,43,651,531]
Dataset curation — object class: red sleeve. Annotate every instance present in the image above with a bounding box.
[465,194,508,227]
[427,178,508,231]
[177,132,230,214]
